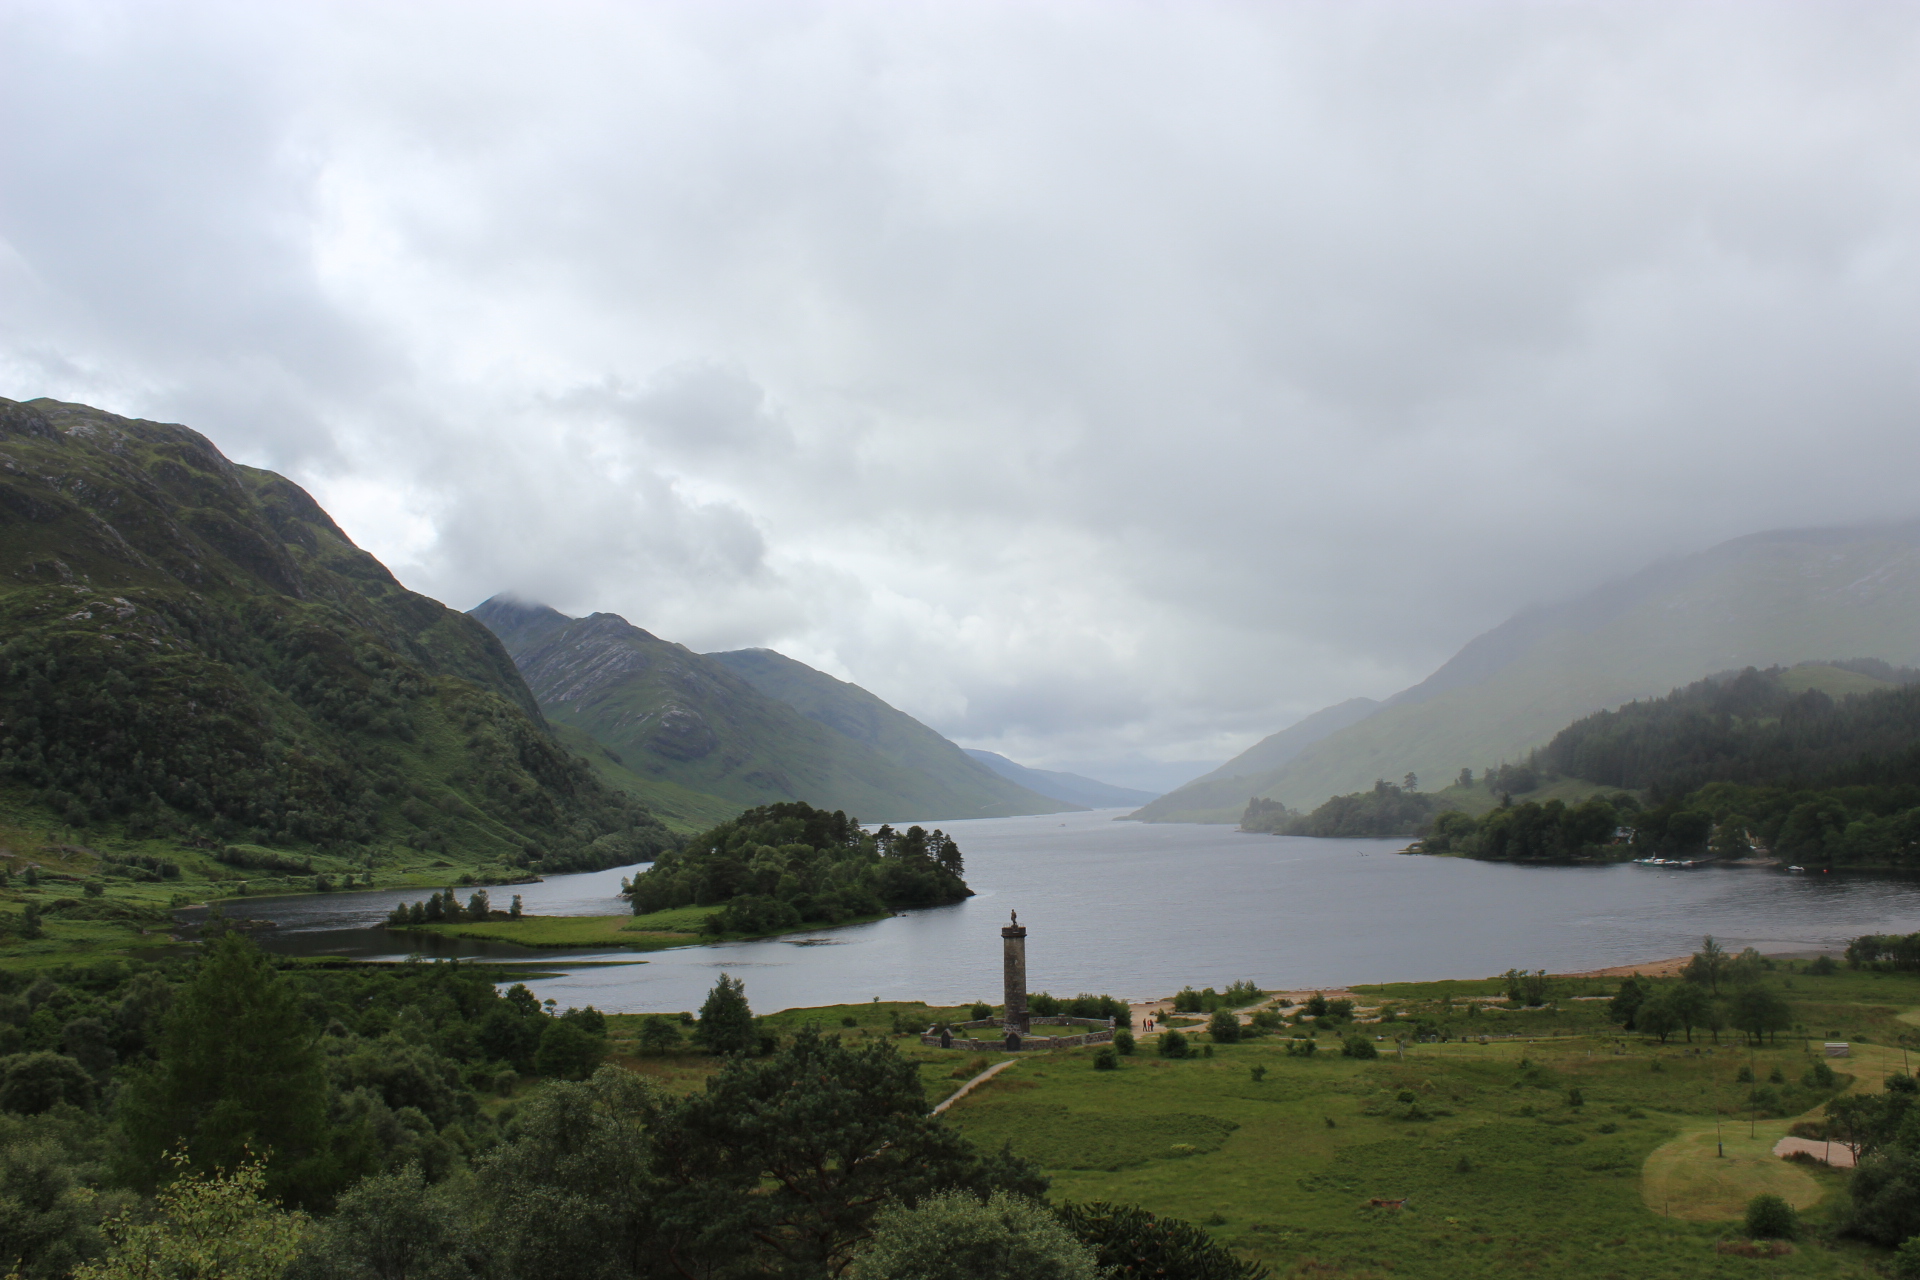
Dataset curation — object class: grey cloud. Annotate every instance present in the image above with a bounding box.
[2,1,1918,778]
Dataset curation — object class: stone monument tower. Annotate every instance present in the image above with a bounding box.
[1002,910,1029,1034]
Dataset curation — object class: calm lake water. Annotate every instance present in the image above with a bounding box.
[225,808,1920,1014]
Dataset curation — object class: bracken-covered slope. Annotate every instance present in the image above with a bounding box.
[1140,522,1920,821]
[0,397,666,872]
[472,598,1078,821]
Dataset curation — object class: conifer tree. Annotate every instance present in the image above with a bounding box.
[117,933,329,1201]
[694,973,756,1055]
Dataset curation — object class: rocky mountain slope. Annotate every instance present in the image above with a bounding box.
[471,599,1076,821]
[0,397,666,875]
[1137,522,1920,821]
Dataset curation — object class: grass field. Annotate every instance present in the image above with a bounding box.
[565,962,1920,1275]
[913,964,1919,1278]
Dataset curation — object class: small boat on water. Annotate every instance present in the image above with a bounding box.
[1787,865,1807,873]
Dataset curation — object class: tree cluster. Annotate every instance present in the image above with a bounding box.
[624,802,971,932]
[1420,795,1636,861]
[1246,779,1440,839]
[1831,1072,1920,1247]
[387,888,523,928]
[1606,938,1795,1050]
[0,933,622,1277]
[1539,663,1920,797]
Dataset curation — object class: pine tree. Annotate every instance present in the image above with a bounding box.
[694,973,757,1055]
[116,933,330,1202]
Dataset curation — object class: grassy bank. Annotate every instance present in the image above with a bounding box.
[394,905,894,951]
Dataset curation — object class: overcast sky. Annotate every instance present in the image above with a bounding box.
[4,2,1918,790]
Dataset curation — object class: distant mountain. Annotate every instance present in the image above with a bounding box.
[704,648,1078,815]
[0,398,667,875]
[1128,697,1380,823]
[471,600,1077,822]
[1137,521,1920,821]
[961,749,1157,808]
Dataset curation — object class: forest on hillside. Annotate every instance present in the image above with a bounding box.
[0,399,666,877]
[1538,663,1920,797]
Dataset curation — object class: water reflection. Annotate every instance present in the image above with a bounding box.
[237,809,1920,1015]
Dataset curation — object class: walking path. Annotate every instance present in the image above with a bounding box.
[932,1058,1018,1115]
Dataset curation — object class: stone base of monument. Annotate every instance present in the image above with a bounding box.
[921,1016,1116,1052]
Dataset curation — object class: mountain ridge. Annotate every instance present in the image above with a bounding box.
[961,749,1157,808]
[1135,520,1920,822]
[0,396,665,873]
[471,599,1077,821]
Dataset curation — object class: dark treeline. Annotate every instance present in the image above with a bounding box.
[1539,663,1920,798]
[1242,780,1440,838]
[1425,663,1920,865]
[387,887,525,928]
[0,933,1262,1280]
[1421,795,1637,861]
[624,802,971,935]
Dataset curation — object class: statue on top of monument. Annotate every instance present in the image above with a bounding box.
[1010,910,1018,925]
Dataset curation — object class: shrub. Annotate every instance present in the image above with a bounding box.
[1158,1031,1190,1059]
[1804,1060,1836,1088]
[1092,1048,1118,1071]
[1054,1202,1267,1280]
[1746,1193,1797,1240]
[1284,1038,1317,1058]
[1895,1235,1920,1279]
[1208,1011,1242,1044]
[637,1015,681,1054]
[533,1020,605,1080]
[970,1002,993,1021]
[1341,1036,1378,1060]
[1249,1065,1267,1082]
[1326,999,1356,1020]
[852,1189,1106,1280]
[1112,1030,1135,1056]
[0,1051,96,1114]
[1809,955,1838,975]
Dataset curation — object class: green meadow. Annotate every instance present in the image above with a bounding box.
[802,965,1917,1278]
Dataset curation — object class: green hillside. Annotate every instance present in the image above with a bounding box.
[1140,524,1920,820]
[471,599,1077,822]
[0,397,668,887]
[549,722,741,834]
[707,648,1079,814]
